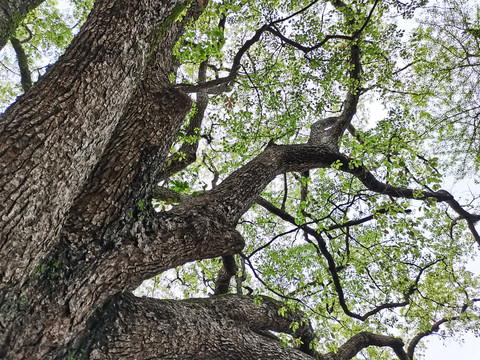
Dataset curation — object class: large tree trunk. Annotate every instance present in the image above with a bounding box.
[1,0,320,358]
[1,0,193,283]
[0,0,208,358]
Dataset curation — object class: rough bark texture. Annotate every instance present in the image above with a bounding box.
[0,0,211,358]
[1,0,182,283]
[52,293,317,360]
[1,1,326,358]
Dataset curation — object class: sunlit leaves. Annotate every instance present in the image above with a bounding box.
[0,0,93,110]
[404,0,480,173]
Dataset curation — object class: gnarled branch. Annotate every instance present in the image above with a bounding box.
[325,331,408,360]
[63,293,318,360]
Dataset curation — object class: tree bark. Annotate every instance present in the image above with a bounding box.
[1,0,209,358]
[0,0,196,284]
[10,37,32,92]
[53,293,317,360]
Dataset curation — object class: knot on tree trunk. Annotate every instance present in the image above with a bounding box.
[308,116,345,150]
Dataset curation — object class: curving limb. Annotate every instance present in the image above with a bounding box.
[156,140,480,248]
[175,0,368,94]
[407,298,480,359]
[254,197,426,322]
[213,255,238,295]
[323,332,408,360]
[342,160,480,245]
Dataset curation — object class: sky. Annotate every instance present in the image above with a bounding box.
[425,333,480,359]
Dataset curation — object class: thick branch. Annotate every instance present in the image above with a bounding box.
[0,199,245,359]
[307,0,381,149]
[177,141,480,241]
[204,144,344,224]
[63,293,317,360]
[307,42,361,148]
[325,332,408,360]
[10,37,32,92]
[62,2,207,237]
[64,206,246,320]
[63,85,191,235]
[214,255,238,294]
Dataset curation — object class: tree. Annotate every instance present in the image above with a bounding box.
[1,0,480,359]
